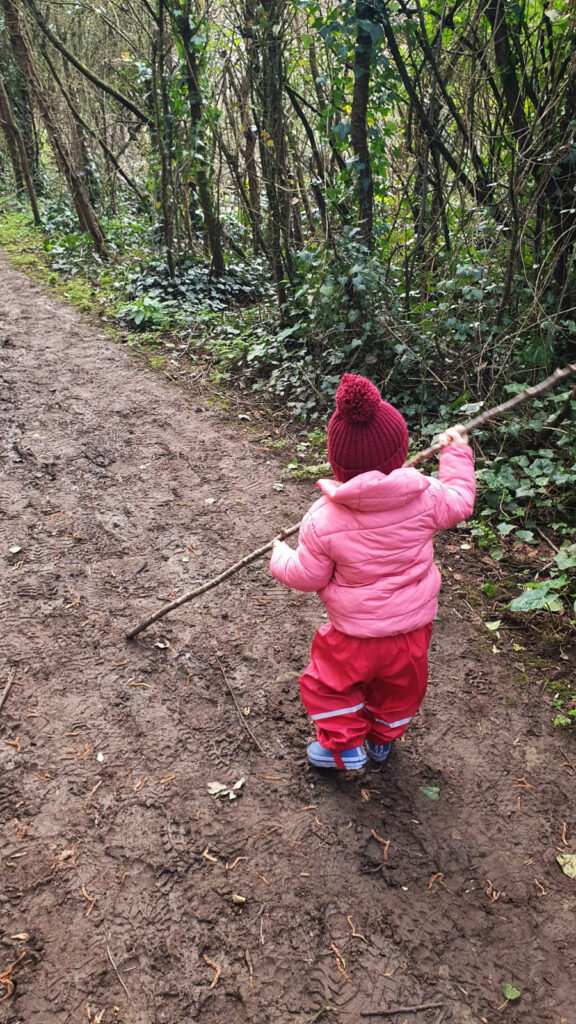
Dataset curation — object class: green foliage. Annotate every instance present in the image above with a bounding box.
[124,257,272,313]
[478,446,576,524]
[117,292,180,329]
[551,676,576,729]
[244,232,401,417]
[509,544,576,616]
[0,207,46,269]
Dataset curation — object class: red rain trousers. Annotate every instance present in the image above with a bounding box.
[299,622,433,751]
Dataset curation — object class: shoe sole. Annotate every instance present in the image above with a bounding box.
[307,754,367,770]
[366,747,391,763]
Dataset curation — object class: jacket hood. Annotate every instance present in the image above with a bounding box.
[317,468,431,512]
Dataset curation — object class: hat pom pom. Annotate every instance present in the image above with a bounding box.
[335,374,381,423]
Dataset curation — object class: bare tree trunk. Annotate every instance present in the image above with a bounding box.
[151,10,175,278]
[174,2,225,275]
[0,75,24,193]
[245,0,291,305]
[482,0,527,138]
[41,46,145,205]
[0,75,41,222]
[238,66,263,247]
[8,64,40,189]
[1,0,106,254]
[285,84,333,240]
[350,0,375,248]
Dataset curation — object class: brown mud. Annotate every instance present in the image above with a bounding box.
[0,258,575,1024]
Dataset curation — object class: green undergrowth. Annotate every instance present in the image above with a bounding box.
[549,677,576,728]
[0,208,117,317]
[0,209,48,272]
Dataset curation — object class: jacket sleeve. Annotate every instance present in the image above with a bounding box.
[429,444,476,530]
[269,511,335,593]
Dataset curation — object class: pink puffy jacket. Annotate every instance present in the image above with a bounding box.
[270,445,475,637]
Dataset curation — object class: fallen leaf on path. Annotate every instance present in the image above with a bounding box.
[557,853,576,878]
[502,982,521,1001]
[419,780,440,800]
[207,778,245,800]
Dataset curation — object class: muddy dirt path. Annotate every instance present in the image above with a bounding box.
[0,258,574,1024]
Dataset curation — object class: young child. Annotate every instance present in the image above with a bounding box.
[269,373,476,770]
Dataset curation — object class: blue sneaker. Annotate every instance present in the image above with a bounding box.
[366,740,392,763]
[307,742,367,771]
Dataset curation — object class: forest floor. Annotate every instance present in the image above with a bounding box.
[0,256,575,1024]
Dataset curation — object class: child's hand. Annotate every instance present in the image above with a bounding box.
[271,535,285,551]
[436,424,469,447]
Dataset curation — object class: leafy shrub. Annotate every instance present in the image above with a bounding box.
[244,231,400,417]
[116,292,181,329]
[124,257,272,313]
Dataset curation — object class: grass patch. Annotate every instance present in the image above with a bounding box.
[0,209,48,273]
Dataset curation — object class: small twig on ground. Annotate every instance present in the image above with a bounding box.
[535,527,560,554]
[216,656,264,753]
[202,953,222,989]
[347,915,368,943]
[106,938,136,1008]
[81,883,96,916]
[0,951,28,1001]
[361,1003,443,1017]
[0,669,16,714]
[245,948,254,990]
[306,1005,334,1024]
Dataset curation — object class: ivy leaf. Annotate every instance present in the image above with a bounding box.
[514,529,535,543]
[555,544,576,571]
[502,983,521,1001]
[510,585,562,613]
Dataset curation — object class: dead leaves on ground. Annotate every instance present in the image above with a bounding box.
[0,951,30,1003]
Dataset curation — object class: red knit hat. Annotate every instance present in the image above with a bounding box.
[327,374,409,482]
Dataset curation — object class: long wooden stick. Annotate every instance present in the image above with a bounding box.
[126,525,301,639]
[126,362,575,639]
[406,362,576,467]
